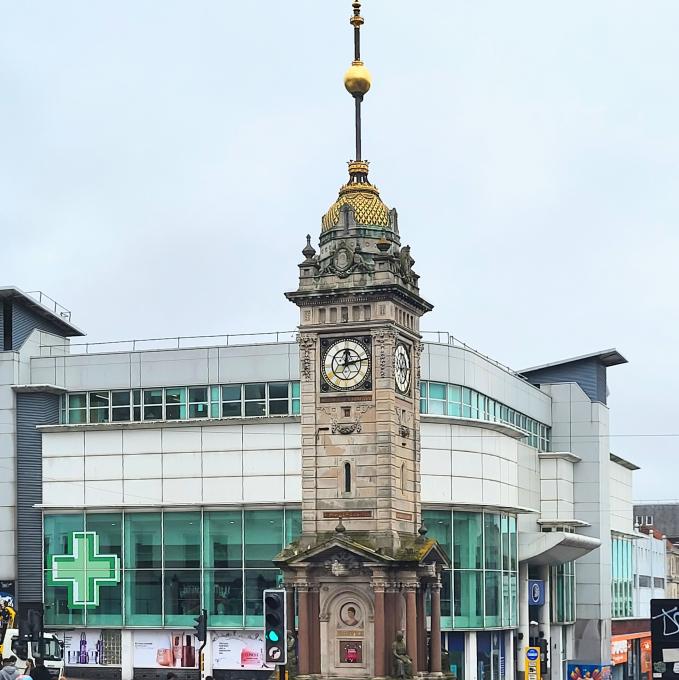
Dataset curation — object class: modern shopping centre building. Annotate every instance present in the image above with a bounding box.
[0,286,630,680]
[0,4,637,680]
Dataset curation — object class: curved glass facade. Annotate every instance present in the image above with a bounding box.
[43,508,301,628]
[60,382,548,455]
[423,509,518,630]
[420,381,551,451]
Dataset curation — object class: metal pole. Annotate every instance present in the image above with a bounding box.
[199,640,206,680]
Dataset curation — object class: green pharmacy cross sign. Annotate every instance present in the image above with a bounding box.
[50,532,120,609]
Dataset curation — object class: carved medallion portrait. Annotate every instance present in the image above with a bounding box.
[338,602,363,628]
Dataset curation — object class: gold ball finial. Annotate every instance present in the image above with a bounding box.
[344,60,372,96]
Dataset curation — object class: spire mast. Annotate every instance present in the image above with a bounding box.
[352,2,363,161]
[344,1,372,182]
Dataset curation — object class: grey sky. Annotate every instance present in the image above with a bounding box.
[1,1,676,500]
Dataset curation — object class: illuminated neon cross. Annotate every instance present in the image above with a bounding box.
[50,532,120,609]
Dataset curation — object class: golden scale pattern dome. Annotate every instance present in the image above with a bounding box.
[322,161,390,232]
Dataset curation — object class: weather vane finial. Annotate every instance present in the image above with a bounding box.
[343,1,372,183]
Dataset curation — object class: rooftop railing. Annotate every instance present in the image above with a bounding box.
[25,290,72,322]
[38,329,525,380]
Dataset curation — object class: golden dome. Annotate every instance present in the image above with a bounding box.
[322,175,390,232]
[344,60,372,96]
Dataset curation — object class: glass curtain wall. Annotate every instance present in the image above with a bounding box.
[44,508,301,628]
[420,381,551,452]
[612,534,633,618]
[61,382,301,424]
[424,509,518,629]
[551,561,576,623]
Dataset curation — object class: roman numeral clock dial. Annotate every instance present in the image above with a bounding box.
[394,342,411,394]
[321,337,372,392]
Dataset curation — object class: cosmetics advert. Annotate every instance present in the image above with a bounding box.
[133,631,199,669]
[211,631,272,670]
[62,630,121,666]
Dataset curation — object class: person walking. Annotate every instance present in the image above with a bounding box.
[0,656,20,680]
[29,659,50,680]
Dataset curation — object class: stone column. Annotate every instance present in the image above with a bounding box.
[297,585,310,676]
[430,580,443,674]
[405,582,419,673]
[374,581,387,678]
[309,586,321,674]
[417,585,427,671]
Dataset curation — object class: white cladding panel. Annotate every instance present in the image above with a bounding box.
[420,421,525,510]
[41,422,302,508]
[610,459,635,535]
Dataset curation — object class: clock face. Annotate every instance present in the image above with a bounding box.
[394,343,411,394]
[321,337,372,391]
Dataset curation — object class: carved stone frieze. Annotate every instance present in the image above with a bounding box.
[319,404,374,435]
[373,326,398,378]
[297,333,316,382]
[318,241,375,280]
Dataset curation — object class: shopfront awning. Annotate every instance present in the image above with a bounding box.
[519,531,601,565]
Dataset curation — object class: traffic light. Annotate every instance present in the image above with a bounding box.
[538,638,548,668]
[193,609,207,643]
[263,589,287,665]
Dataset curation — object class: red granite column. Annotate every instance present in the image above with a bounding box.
[384,583,395,674]
[297,586,310,676]
[430,580,443,674]
[416,584,427,670]
[309,587,321,674]
[405,583,419,673]
[374,581,386,677]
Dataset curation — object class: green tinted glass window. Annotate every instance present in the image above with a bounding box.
[68,394,86,409]
[453,512,482,570]
[222,385,241,401]
[245,384,266,400]
[85,513,122,558]
[244,510,283,567]
[44,578,85,626]
[204,511,242,569]
[244,569,279,626]
[454,570,483,627]
[164,569,201,625]
[44,513,84,567]
[124,513,161,569]
[164,512,201,568]
[124,570,162,626]
[429,383,446,400]
[205,569,244,627]
[484,571,501,627]
[423,510,452,558]
[269,383,289,400]
[284,510,302,546]
[484,514,501,570]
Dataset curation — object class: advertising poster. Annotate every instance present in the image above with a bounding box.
[211,631,273,671]
[651,599,679,679]
[0,582,15,608]
[133,631,199,669]
[62,630,122,667]
[568,663,612,680]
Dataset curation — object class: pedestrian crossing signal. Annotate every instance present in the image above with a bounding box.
[263,589,287,665]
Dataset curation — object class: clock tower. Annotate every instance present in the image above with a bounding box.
[279,5,446,678]
[285,14,432,551]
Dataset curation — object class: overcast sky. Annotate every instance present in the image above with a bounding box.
[1,1,677,501]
